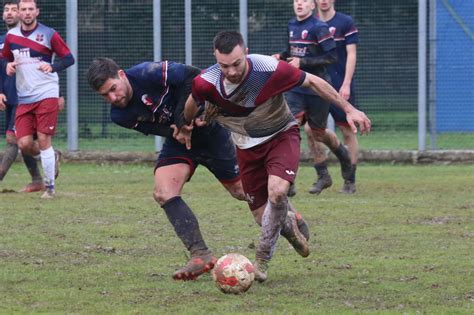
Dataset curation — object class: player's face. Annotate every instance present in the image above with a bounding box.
[215,44,248,84]
[315,0,334,12]
[18,1,38,27]
[294,0,315,20]
[97,70,132,108]
[3,4,19,28]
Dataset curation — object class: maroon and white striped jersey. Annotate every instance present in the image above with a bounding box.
[192,54,306,148]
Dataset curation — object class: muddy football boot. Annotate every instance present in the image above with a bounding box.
[19,181,45,193]
[172,253,217,281]
[340,180,356,194]
[308,173,333,195]
[282,212,310,257]
[41,187,55,199]
[253,259,269,283]
[292,210,310,241]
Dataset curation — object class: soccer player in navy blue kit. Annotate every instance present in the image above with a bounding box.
[0,0,43,192]
[273,0,353,196]
[309,0,360,193]
[87,57,247,281]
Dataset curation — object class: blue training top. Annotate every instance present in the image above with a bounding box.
[0,33,18,106]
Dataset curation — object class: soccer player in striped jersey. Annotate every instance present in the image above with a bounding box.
[0,0,44,192]
[274,0,353,197]
[176,31,371,282]
[2,0,74,198]
[307,0,360,193]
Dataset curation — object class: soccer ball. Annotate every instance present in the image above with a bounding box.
[212,253,255,294]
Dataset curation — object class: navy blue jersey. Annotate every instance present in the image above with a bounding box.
[0,33,18,106]
[110,61,198,137]
[282,15,336,95]
[326,12,359,92]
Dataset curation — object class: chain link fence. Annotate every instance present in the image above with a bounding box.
[0,0,472,152]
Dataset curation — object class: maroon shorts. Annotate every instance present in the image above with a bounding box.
[15,98,59,139]
[236,126,301,211]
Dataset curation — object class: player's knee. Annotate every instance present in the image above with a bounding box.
[227,184,246,201]
[17,138,32,154]
[5,135,17,145]
[268,186,288,205]
[153,188,172,206]
[310,127,326,141]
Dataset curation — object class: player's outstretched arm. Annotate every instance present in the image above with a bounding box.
[173,95,200,149]
[301,73,371,135]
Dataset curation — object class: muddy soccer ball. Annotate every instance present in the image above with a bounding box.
[212,253,255,294]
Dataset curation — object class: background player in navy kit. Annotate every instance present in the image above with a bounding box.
[307,0,360,193]
[0,0,43,192]
[86,58,249,281]
[2,0,74,198]
[177,31,371,282]
[273,0,352,196]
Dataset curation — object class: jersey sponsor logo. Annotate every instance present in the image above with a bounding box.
[36,34,44,43]
[289,31,294,38]
[141,94,154,106]
[329,26,336,36]
[290,46,307,57]
[301,29,309,40]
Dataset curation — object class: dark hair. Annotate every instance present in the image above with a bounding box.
[87,57,120,91]
[3,0,19,6]
[213,30,245,54]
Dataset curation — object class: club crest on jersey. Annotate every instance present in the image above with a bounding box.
[301,30,309,40]
[329,27,336,36]
[141,94,154,106]
[36,34,44,42]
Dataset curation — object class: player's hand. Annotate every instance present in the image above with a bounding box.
[0,94,7,111]
[272,53,281,60]
[339,84,351,101]
[172,123,194,150]
[194,116,208,127]
[38,63,53,74]
[345,108,371,135]
[6,62,17,76]
[58,96,65,111]
[287,57,301,69]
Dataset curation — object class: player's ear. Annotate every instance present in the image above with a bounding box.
[245,47,249,55]
[118,69,126,79]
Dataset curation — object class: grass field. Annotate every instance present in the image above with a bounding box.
[1,163,473,313]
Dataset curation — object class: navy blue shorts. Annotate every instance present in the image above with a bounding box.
[156,123,240,183]
[329,94,357,125]
[285,91,329,130]
[4,103,16,135]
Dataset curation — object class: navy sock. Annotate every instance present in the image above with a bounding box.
[161,196,208,255]
[22,154,42,182]
[314,161,329,176]
[333,143,350,163]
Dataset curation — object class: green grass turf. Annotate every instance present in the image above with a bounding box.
[0,163,473,313]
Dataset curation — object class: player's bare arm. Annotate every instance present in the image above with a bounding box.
[340,44,357,100]
[301,72,371,134]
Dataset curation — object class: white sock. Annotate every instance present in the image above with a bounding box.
[40,147,55,189]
